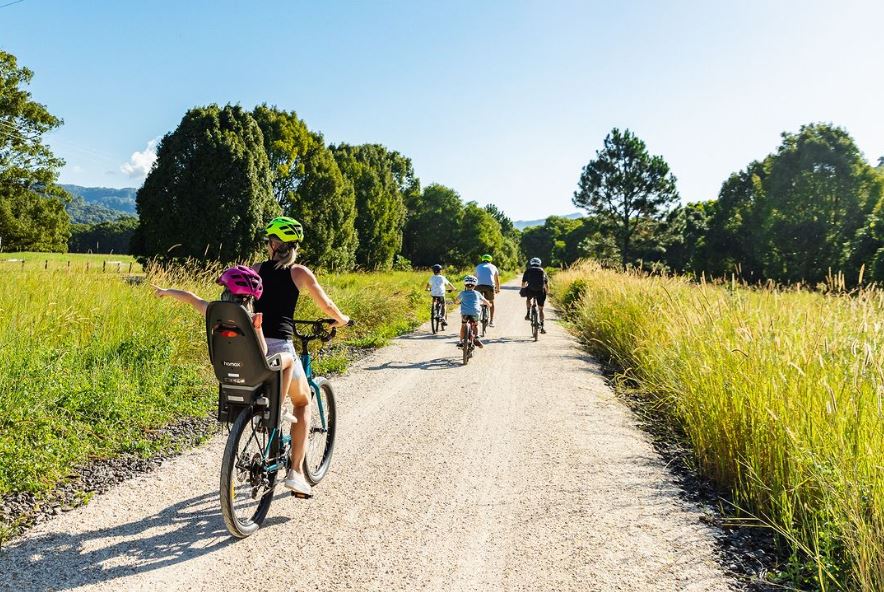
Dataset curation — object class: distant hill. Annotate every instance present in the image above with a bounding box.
[61,185,138,216]
[65,195,129,224]
[514,212,582,230]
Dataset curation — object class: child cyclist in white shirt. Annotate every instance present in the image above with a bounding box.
[426,263,455,327]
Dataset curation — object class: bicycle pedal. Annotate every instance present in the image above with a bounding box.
[290,491,313,499]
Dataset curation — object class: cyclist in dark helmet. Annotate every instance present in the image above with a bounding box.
[521,257,549,334]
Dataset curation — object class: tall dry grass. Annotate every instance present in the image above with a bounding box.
[553,262,884,591]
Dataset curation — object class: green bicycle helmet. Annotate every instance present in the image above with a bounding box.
[480,254,492,262]
[265,216,304,243]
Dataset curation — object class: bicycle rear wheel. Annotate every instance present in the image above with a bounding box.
[431,301,439,334]
[531,306,539,341]
[304,378,337,484]
[480,306,488,336]
[220,407,276,538]
[462,324,471,365]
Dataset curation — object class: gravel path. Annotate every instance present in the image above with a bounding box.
[1,283,738,591]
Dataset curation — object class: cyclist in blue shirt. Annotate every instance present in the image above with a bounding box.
[455,275,490,348]
[474,254,500,326]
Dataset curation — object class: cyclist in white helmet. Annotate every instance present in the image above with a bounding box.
[521,257,549,333]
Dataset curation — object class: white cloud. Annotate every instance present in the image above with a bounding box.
[120,138,159,178]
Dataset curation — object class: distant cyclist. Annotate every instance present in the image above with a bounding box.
[474,254,500,326]
[456,275,490,348]
[521,257,549,334]
[426,263,455,327]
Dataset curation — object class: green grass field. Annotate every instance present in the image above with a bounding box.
[553,262,884,592]
[0,261,440,506]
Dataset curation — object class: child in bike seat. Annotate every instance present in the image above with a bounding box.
[455,274,490,348]
[152,265,297,422]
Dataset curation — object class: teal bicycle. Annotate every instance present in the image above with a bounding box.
[207,304,348,538]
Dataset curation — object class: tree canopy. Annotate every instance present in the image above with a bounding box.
[331,143,409,269]
[133,104,278,263]
[0,50,69,252]
[573,128,679,269]
[253,105,357,270]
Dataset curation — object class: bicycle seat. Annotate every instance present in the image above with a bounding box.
[206,301,283,422]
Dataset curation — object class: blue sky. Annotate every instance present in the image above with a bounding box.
[2,0,883,219]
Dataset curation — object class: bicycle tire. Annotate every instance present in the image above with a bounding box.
[304,377,336,484]
[462,324,471,366]
[480,305,488,337]
[531,305,539,341]
[431,301,438,334]
[220,407,276,538]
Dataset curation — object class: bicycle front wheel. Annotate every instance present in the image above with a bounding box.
[220,407,276,538]
[304,378,337,484]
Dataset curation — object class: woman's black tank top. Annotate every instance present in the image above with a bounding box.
[255,261,299,339]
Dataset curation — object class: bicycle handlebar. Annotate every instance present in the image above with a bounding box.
[291,318,355,343]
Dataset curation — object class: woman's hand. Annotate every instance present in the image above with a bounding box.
[331,314,350,328]
[152,285,168,298]
[251,312,263,329]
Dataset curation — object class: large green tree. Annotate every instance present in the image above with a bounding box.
[253,105,357,270]
[0,50,69,252]
[402,183,465,267]
[331,143,408,269]
[133,104,278,262]
[456,202,504,266]
[757,123,881,284]
[573,128,679,269]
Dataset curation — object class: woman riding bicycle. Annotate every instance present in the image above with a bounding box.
[253,216,350,497]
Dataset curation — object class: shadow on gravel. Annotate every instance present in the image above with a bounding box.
[396,332,453,341]
[0,491,289,591]
[366,357,459,371]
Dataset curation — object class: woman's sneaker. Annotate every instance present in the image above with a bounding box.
[284,470,313,497]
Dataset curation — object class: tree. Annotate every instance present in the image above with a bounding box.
[702,162,767,279]
[661,201,714,274]
[402,183,464,267]
[253,105,356,270]
[0,50,69,252]
[332,143,408,270]
[757,123,881,284]
[456,202,504,266]
[573,128,679,269]
[69,216,139,254]
[133,104,278,263]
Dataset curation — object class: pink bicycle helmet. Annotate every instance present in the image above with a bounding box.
[217,265,263,299]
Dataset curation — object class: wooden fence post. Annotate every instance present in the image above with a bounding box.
[67,260,71,270]
[21,260,25,270]
[45,260,48,270]
[86,262,90,272]
[102,261,106,272]
[128,262,133,273]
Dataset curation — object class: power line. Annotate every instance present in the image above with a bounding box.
[0,0,25,8]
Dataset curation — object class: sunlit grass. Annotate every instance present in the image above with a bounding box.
[553,262,884,591]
